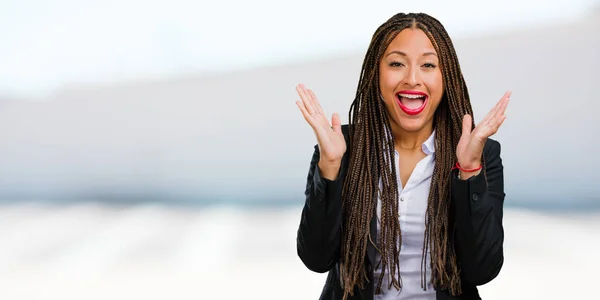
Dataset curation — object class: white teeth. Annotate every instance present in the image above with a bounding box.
[398,94,426,99]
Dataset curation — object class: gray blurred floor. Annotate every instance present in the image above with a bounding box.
[0,203,598,300]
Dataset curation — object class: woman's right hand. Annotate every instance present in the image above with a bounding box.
[295,84,346,180]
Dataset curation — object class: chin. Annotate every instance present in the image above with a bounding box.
[387,105,433,133]
[394,117,426,132]
[399,122,425,132]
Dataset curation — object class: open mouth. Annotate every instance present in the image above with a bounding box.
[396,91,428,115]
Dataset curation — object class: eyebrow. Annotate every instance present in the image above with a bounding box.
[386,50,438,57]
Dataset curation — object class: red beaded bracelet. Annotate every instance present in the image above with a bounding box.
[452,162,482,172]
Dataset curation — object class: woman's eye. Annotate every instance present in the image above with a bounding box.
[389,62,403,67]
[423,63,437,68]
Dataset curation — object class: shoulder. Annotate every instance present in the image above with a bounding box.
[483,138,502,166]
[341,124,351,133]
[484,137,501,155]
[341,124,351,145]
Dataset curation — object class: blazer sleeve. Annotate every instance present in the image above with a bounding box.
[296,144,345,273]
[451,138,505,286]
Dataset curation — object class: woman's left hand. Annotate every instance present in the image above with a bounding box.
[456,91,511,178]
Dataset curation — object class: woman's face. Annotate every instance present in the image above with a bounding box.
[379,28,444,134]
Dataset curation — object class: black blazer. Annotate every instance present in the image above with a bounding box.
[296,125,505,300]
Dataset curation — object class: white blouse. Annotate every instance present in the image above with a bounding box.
[373,130,437,300]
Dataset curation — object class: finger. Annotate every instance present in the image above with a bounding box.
[307,88,325,116]
[304,86,324,117]
[462,114,472,137]
[479,91,509,124]
[296,84,317,116]
[497,115,507,129]
[487,91,511,120]
[295,100,316,127]
[331,112,342,133]
[491,115,507,131]
[480,101,501,125]
[490,98,509,131]
[296,84,312,110]
[484,114,507,137]
[477,92,509,138]
[495,91,511,118]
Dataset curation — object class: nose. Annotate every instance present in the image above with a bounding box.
[404,66,420,87]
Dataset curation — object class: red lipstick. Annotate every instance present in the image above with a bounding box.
[395,90,428,115]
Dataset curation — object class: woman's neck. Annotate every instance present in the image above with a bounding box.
[391,121,434,151]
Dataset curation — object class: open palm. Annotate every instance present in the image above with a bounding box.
[456,91,511,169]
[295,84,346,163]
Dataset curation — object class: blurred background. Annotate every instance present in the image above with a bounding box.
[1,0,599,299]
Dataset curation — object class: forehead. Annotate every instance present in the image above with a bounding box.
[385,28,437,55]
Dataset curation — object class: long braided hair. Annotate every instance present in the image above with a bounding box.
[339,12,475,299]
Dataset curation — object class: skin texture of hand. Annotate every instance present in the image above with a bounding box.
[456,91,511,179]
[295,84,347,180]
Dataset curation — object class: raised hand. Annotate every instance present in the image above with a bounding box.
[295,84,346,180]
[456,91,511,177]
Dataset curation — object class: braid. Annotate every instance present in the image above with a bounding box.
[339,13,475,299]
